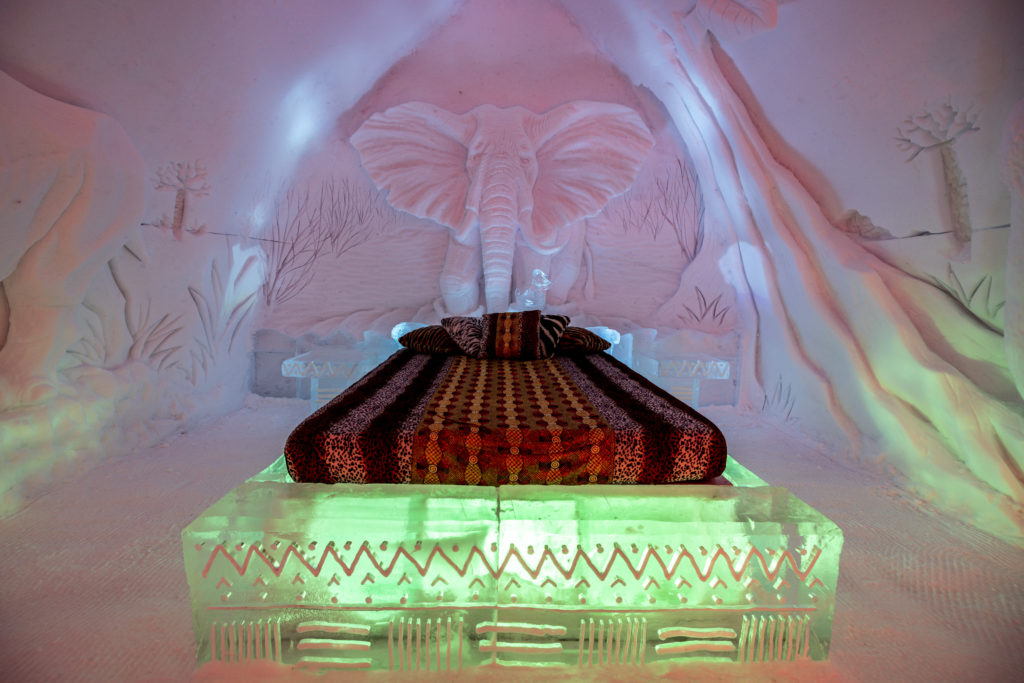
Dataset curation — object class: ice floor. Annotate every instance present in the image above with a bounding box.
[1,395,1022,681]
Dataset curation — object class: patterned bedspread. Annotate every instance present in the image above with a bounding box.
[284,350,727,485]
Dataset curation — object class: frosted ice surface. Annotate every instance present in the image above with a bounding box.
[390,321,428,342]
[584,326,620,345]
[183,456,841,670]
[512,268,551,311]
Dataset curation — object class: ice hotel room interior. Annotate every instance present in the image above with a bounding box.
[0,0,1022,680]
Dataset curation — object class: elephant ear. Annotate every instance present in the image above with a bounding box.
[524,101,654,250]
[350,102,476,235]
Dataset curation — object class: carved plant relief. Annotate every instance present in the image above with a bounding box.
[151,161,211,240]
[895,101,979,252]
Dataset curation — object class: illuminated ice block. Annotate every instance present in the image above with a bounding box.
[182,457,842,672]
[493,484,842,666]
[280,347,376,411]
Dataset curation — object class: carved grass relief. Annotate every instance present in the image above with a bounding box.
[189,247,261,383]
[928,263,1005,335]
[762,375,796,422]
[684,286,731,327]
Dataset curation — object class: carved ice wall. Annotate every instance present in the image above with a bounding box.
[0,72,145,409]
[563,0,1023,541]
[256,0,743,386]
[1,0,1019,544]
[0,72,147,512]
[0,0,463,516]
[1001,100,1024,401]
[0,73,263,515]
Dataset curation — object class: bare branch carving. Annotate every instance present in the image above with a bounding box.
[609,157,705,262]
[895,101,979,161]
[155,160,211,195]
[611,188,660,239]
[260,186,325,307]
[655,158,705,262]
[260,179,396,307]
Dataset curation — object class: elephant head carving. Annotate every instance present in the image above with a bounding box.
[350,101,653,313]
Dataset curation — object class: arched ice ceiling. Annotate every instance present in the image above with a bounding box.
[1,0,1020,237]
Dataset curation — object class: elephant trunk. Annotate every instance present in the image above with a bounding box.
[478,170,526,313]
[481,221,516,313]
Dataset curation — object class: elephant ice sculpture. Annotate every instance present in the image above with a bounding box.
[0,72,145,408]
[350,101,653,313]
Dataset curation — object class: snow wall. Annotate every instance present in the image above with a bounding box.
[0,0,1021,544]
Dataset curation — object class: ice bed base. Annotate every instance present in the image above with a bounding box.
[182,457,842,672]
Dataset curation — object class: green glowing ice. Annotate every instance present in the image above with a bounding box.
[183,456,842,672]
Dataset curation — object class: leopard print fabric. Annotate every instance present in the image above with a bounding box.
[284,349,727,485]
[556,353,727,482]
[285,351,452,483]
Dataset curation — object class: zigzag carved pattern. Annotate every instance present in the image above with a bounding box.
[202,543,823,585]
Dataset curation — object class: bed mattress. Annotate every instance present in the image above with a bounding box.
[284,349,728,486]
